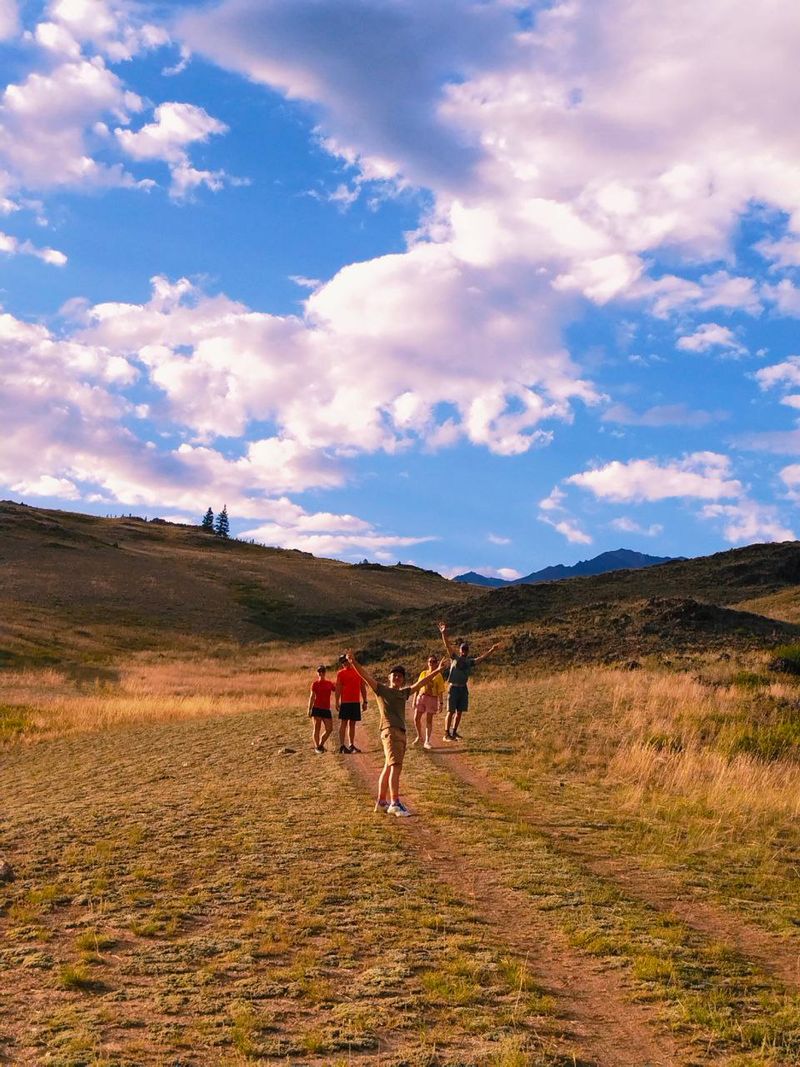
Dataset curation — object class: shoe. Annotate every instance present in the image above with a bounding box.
[348,744,362,754]
[423,740,432,750]
[374,799,390,813]
[443,732,453,742]
[452,732,462,741]
[314,745,325,754]
[338,744,349,754]
[387,800,412,817]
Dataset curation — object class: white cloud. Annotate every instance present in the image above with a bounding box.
[756,235,800,269]
[0,0,19,40]
[10,474,80,498]
[487,532,510,545]
[567,452,741,503]
[115,102,229,198]
[763,280,800,318]
[0,230,67,265]
[540,514,593,545]
[755,355,800,391]
[701,501,795,544]
[676,323,747,356]
[610,516,663,537]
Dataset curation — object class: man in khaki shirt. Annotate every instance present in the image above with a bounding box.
[346,649,447,817]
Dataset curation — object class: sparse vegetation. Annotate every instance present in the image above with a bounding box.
[3,502,800,1062]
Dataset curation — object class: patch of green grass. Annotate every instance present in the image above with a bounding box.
[727,719,800,762]
[57,963,96,992]
[0,703,36,738]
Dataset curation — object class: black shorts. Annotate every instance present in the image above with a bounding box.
[309,707,332,719]
[338,701,362,721]
[448,685,469,713]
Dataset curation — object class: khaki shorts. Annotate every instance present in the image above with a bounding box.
[380,726,407,768]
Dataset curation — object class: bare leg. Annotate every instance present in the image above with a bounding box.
[348,720,357,748]
[387,765,401,803]
[339,719,348,748]
[445,711,455,737]
[377,762,390,802]
[413,706,424,743]
[312,718,320,748]
[321,720,333,747]
[425,713,434,744]
[452,711,463,737]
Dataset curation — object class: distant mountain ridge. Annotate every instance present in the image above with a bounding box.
[454,548,678,587]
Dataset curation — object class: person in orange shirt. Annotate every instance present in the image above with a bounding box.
[335,653,368,754]
[307,665,335,753]
[412,654,446,750]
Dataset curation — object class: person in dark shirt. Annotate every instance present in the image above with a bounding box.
[345,648,447,817]
[437,621,500,741]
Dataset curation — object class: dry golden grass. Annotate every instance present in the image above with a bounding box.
[0,647,315,742]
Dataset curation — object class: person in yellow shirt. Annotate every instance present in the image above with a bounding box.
[412,654,446,750]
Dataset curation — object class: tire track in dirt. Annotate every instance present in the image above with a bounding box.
[432,748,800,992]
[343,750,691,1067]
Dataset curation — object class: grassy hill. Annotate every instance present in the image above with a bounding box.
[3,508,800,1063]
[0,501,472,666]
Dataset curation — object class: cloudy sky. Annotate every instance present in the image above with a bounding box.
[2,0,799,578]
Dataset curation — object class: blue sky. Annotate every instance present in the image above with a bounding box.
[1,0,799,579]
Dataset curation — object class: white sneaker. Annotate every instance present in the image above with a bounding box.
[423,740,432,750]
[387,800,412,817]
[374,799,390,813]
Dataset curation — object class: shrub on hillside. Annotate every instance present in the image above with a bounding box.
[769,643,800,676]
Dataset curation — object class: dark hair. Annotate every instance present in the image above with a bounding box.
[317,665,327,672]
[339,653,348,665]
[389,664,406,677]
[459,640,469,651]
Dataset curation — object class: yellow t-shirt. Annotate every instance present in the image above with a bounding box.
[416,668,445,698]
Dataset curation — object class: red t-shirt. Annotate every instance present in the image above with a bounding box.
[336,666,363,704]
[311,678,335,710]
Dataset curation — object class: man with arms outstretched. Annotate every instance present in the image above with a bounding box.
[345,648,447,817]
[438,621,500,742]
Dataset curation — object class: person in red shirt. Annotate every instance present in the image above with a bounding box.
[335,653,368,754]
[307,665,335,753]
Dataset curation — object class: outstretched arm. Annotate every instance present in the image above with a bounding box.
[472,642,501,666]
[408,658,448,696]
[345,649,380,694]
[437,621,457,658]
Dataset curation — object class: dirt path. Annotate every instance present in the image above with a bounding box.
[344,750,691,1067]
[432,747,800,991]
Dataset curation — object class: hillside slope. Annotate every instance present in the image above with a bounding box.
[0,501,473,663]
[361,540,800,667]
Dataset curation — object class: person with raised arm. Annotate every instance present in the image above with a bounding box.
[437,621,500,742]
[412,653,446,750]
[345,648,447,817]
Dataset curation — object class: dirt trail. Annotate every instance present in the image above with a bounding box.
[344,751,691,1067]
[432,748,800,991]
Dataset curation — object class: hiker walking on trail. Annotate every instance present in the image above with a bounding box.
[412,654,445,750]
[437,621,500,742]
[308,665,335,753]
[345,648,447,817]
[335,653,368,754]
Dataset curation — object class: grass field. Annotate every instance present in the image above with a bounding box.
[2,646,800,1065]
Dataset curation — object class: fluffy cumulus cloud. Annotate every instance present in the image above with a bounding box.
[76,270,592,458]
[0,1,227,209]
[676,324,747,357]
[700,502,795,544]
[115,101,230,198]
[4,0,800,559]
[566,453,742,503]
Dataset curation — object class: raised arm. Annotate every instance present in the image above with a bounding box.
[437,620,457,658]
[408,657,448,696]
[345,649,380,694]
[472,642,501,666]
